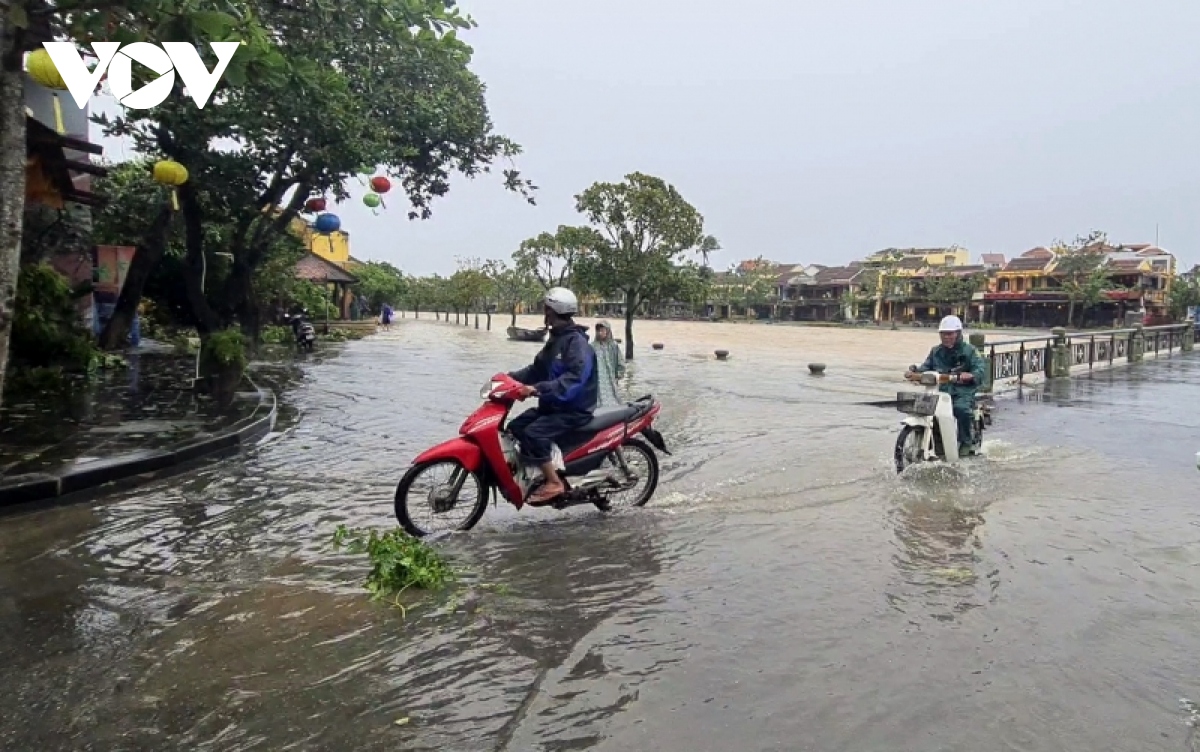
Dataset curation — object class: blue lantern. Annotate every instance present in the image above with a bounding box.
[314,213,341,234]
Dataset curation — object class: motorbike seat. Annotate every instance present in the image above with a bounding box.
[581,404,641,432]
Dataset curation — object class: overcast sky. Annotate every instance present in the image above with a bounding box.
[93,0,1200,273]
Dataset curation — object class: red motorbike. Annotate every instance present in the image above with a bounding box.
[394,373,671,537]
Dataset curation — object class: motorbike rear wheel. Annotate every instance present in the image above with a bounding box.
[894,425,927,474]
[597,438,660,509]
[394,460,488,537]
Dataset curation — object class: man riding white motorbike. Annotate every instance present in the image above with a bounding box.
[904,315,987,456]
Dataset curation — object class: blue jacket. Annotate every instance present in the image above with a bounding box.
[508,324,598,414]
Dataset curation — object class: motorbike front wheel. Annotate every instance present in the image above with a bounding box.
[394,460,488,537]
[894,425,928,474]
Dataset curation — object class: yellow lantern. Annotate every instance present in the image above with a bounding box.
[152,160,189,210]
[25,49,68,134]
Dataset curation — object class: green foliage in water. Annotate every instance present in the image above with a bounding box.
[332,524,456,601]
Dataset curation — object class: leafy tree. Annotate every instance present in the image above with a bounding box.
[729,257,776,316]
[572,172,718,359]
[1168,270,1200,320]
[0,1,281,403]
[485,259,541,327]
[644,261,712,316]
[449,257,491,328]
[353,261,408,312]
[923,272,988,320]
[90,158,311,342]
[1053,231,1112,328]
[95,0,535,345]
[513,225,603,291]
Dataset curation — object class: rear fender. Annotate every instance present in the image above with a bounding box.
[413,437,483,473]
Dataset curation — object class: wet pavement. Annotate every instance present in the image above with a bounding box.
[0,352,256,478]
[1,319,1198,752]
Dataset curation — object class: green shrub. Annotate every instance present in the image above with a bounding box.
[201,327,247,372]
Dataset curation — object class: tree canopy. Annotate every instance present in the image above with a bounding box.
[572,172,718,358]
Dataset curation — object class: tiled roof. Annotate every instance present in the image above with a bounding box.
[897,257,926,269]
[1004,256,1055,271]
[1107,259,1144,271]
[296,251,357,283]
[814,266,863,284]
[981,254,1006,266]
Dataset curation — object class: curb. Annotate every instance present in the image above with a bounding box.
[0,373,278,513]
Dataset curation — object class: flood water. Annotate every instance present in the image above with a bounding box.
[2,317,1199,751]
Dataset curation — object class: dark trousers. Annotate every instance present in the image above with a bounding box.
[508,408,592,464]
[952,403,973,446]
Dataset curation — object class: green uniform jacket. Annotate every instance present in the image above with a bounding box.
[916,336,988,408]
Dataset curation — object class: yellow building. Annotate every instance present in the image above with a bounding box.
[289,216,351,268]
[865,246,969,268]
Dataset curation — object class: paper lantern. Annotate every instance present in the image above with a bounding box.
[25,49,66,90]
[305,197,327,213]
[370,176,391,194]
[363,193,381,208]
[314,213,341,234]
[152,160,189,186]
[26,49,69,134]
[152,160,188,211]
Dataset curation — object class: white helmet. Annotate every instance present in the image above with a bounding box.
[938,315,964,332]
[544,287,579,316]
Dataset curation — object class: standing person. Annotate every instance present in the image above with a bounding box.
[591,320,625,407]
[381,303,393,331]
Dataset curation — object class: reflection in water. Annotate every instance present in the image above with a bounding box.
[886,471,996,624]
[2,321,1200,751]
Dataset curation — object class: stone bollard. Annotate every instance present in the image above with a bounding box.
[715,350,729,360]
[968,332,992,394]
[1183,318,1195,352]
[808,363,826,376]
[1129,323,1145,363]
[1049,327,1071,379]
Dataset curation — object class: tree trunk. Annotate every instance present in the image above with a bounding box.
[624,290,636,360]
[474,311,479,330]
[0,28,26,407]
[486,311,491,331]
[1067,300,1076,329]
[510,307,517,328]
[99,205,174,349]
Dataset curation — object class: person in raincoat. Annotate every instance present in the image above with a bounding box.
[591,320,626,407]
[905,315,987,454]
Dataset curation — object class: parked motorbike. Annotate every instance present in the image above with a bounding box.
[894,366,991,473]
[286,311,316,352]
[394,373,671,537]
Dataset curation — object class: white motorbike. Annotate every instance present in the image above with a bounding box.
[894,367,991,473]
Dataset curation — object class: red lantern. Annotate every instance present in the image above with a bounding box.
[369,176,391,194]
[304,197,327,213]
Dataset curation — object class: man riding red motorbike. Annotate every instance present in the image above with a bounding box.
[506,287,598,505]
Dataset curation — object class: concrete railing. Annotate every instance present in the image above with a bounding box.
[970,320,1196,394]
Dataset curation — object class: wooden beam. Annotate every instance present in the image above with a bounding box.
[62,159,108,177]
